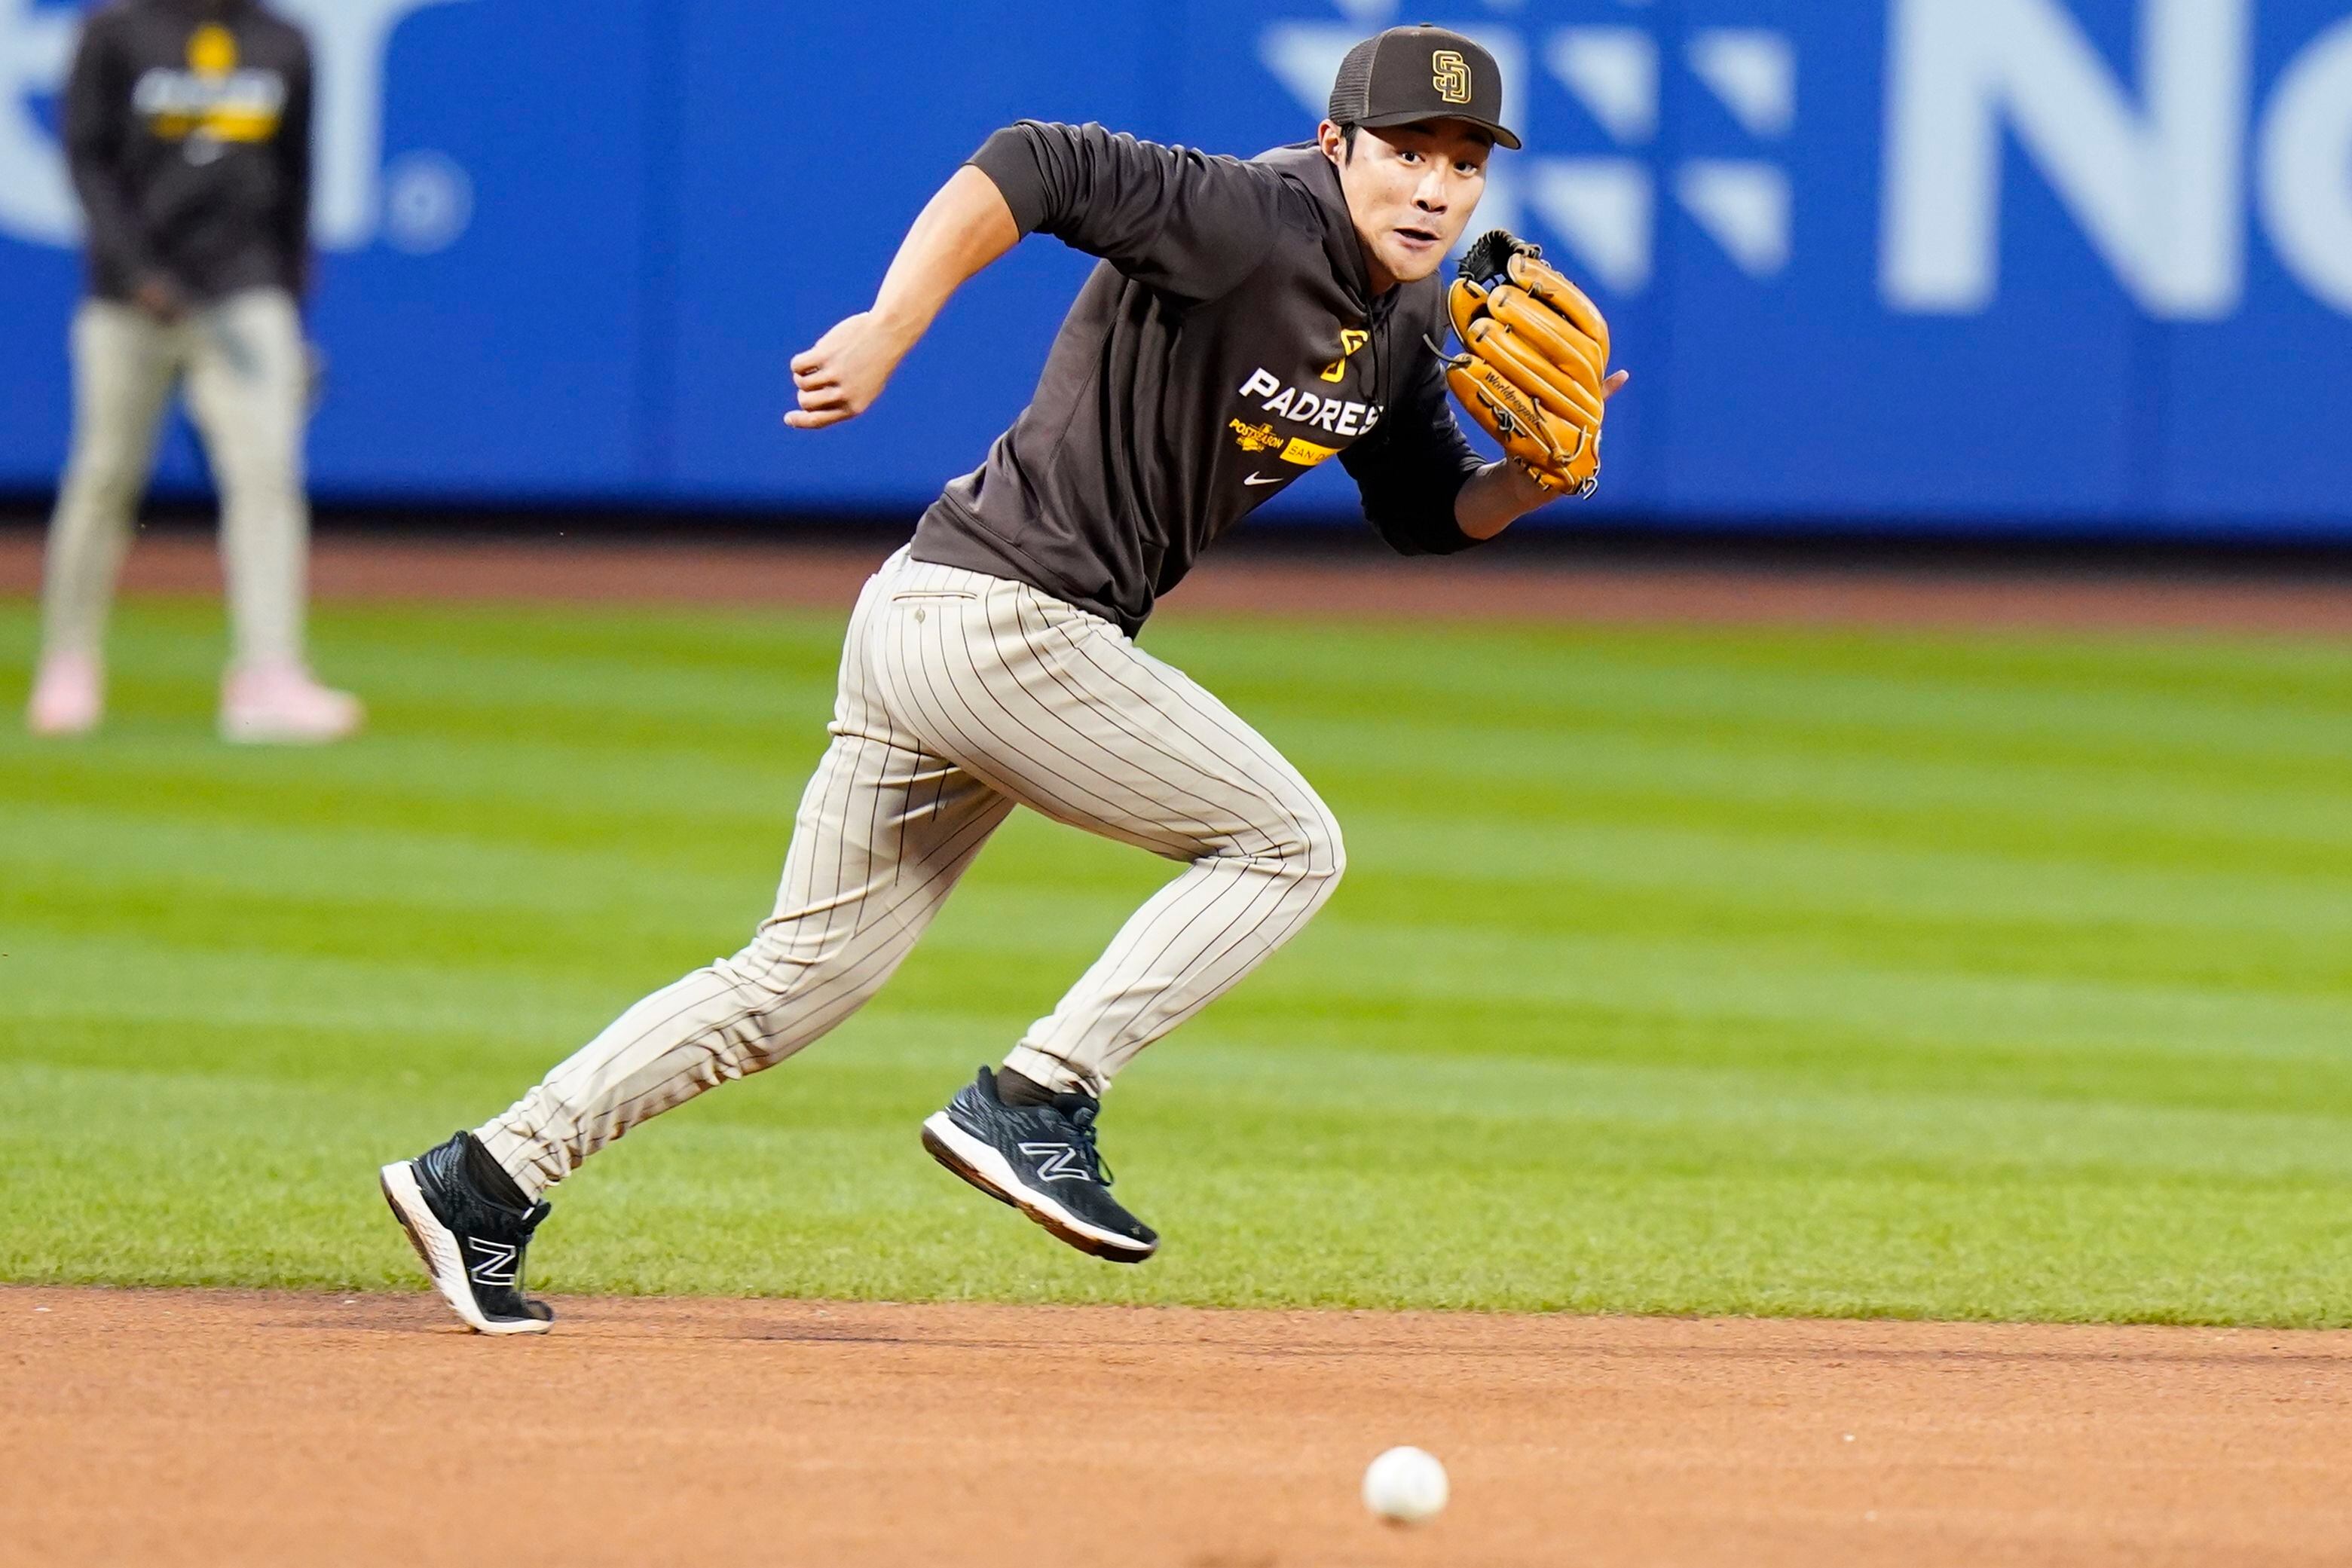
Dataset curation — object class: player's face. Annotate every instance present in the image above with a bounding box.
[1322,119,1492,291]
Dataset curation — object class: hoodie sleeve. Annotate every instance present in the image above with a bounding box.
[1339,332,1487,556]
[62,14,153,286]
[274,30,314,298]
[968,121,1289,303]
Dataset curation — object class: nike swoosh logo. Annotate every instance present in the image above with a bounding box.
[1242,472,1286,486]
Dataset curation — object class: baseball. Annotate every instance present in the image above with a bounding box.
[1363,1445,1449,1524]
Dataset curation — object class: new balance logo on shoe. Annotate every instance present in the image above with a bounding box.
[1017,1142,1090,1182]
[466,1236,519,1286]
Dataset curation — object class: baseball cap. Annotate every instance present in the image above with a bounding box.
[1327,25,1519,151]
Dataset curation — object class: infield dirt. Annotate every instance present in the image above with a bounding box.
[7,1287,2349,1567]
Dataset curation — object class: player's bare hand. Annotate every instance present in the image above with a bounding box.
[133,272,187,323]
[786,312,910,429]
[1604,368,1630,399]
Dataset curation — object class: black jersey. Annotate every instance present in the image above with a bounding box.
[61,0,313,304]
[910,122,1489,638]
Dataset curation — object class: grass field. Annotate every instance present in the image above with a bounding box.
[4,593,2350,1325]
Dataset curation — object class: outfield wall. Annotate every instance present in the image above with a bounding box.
[2,0,2350,538]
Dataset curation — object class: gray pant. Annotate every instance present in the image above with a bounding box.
[39,289,312,668]
[480,548,1347,1199]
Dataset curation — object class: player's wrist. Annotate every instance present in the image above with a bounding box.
[867,298,936,354]
[1503,460,1556,507]
[1454,461,1544,539]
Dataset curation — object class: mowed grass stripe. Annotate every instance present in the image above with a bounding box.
[2,594,2349,1322]
[17,775,2343,941]
[1227,628,2352,774]
[1317,723,2352,876]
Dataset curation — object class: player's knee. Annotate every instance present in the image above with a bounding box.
[1286,797,1347,892]
[60,449,145,512]
[215,469,302,522]
[729,925,891,1016]
[1318,808,1347,886]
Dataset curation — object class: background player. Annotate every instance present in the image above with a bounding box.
[24,0,358,744]
[381,24,1624,1333]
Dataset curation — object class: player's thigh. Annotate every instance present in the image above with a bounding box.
[1055,613,1344,871]
[182,290,306,493]
[778,569,1016,931]
[62,302,178,481]
[875,578,1336,866]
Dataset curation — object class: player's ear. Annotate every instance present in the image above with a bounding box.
[1317,119,1345,168]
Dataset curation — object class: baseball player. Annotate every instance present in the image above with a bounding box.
[25,0,358,744]
[381,25,1624,1333]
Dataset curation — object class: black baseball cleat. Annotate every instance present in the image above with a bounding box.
[379,1131,556,1335]
[921,1067,1158,1263]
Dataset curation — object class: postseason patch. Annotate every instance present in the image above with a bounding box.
[1228,419,1284,454]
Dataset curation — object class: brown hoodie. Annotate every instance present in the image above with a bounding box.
[910,122,1488,637]
[61,0,313,304]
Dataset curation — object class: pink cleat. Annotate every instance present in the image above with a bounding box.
[219,660,364,745]
[26,652,102,737]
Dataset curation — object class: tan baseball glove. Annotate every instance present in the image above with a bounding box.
[1443,230,1614,499]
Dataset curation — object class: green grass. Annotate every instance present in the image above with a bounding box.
[4,592,2350,1324]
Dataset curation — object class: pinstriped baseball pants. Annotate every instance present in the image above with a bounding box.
[478,547,1346,1198]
